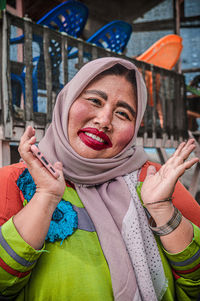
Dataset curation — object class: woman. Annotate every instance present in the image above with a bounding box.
[0,57,200,301]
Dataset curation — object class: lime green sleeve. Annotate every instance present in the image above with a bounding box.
[162,224,200,301]
[0,217,45,298]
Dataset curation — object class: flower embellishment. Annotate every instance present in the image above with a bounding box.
[46,200,77,242]
[17,169,78,242]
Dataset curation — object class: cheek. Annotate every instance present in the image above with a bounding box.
[116,124,135,148]
[69,102,90,127]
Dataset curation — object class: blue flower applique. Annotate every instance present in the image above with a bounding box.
[17,168,36,202]
[47,200,77,242]
[17,168,78,243]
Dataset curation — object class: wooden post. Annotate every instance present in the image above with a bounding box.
[0,127,10,167]
[2,11,13,138]
[61,34,68,85]
[173,0,181,35]
[24,16,33,121]
[141,62,148,146]
[78,39,84,69]
[0,140,11,167]
[43,27,52,123]
[173,0,181,73]
[91,44,98,60]
[151,64,157,146]
[160,70,168,147]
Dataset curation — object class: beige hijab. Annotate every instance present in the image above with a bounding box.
[39,57,149,300]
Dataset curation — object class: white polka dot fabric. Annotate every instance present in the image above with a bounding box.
[122,171,168,301]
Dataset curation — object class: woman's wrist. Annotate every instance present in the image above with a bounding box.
[146,202,175,227]
[35,189,63,205]
[149,206,183,236]
[33,191,61,214]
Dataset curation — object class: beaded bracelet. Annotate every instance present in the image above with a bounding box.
[148,205,182,236]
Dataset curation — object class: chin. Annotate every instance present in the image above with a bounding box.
[80,149,105,159]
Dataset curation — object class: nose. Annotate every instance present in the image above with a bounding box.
[93,105,113,132]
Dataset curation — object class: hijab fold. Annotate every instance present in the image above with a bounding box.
[39,57,165,300]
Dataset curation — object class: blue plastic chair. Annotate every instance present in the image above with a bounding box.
[10,0,88,112]
[68,20,132,59]
[37,0,88,37]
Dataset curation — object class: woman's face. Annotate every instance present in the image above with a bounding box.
[68,75,137,159]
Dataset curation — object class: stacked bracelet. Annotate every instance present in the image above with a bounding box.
[149,205,182,236]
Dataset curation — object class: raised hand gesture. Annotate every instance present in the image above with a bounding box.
[141,139,199,253]
[14,126,66,249]
[141,139,199,208]
[18,126,66,205]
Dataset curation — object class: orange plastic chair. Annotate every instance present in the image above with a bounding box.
[136,34,183,127]
[137,34,183,69]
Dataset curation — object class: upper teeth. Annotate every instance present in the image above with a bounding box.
[85,132,104,143]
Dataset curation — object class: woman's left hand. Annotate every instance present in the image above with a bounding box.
[141,139,199,208]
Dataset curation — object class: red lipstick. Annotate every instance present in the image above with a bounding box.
[78,127,112,150]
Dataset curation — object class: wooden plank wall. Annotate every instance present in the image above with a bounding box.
[0,11,188,156]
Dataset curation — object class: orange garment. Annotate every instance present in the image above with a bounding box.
[0,162,25,225]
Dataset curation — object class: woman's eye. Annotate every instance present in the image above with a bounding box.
[87,98,101,106]
[116,111,131,120]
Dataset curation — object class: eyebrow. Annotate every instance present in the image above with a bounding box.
[116,101,136,118]
[84,89,136,118]
[84,89,107,100]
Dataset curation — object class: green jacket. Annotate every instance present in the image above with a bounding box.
[0,163,200,300]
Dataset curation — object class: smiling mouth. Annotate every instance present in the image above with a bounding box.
[78,128,112,150]
[84,132,104,143]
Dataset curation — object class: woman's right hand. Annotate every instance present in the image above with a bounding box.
[18,126,66,205]
[13,126,66,249]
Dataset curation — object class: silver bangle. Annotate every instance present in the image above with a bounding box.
[149,206,182,236]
